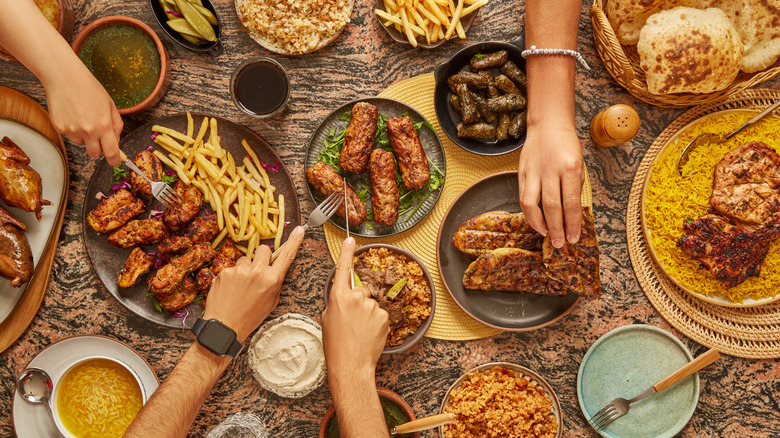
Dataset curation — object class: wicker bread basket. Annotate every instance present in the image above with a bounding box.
[590,1,780,108]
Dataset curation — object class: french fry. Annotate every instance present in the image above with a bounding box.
[241,139,261,172]
[211,228,228,249]
[154,134,186,154]
[376,9,402,25]
[152,125,195,144]
[444,0,463,39]
[274,195,284,250]
[208,181,224,229]
[194,117,209,144]
[246,233,258,260]
[186,111,194,140]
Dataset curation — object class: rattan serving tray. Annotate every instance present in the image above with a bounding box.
[627,88,780,359]
[590,1,780,108]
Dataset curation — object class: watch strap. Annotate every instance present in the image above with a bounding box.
[226,338,244,358]
[191,317,207,336]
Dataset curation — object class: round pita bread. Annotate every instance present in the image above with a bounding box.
[638,7,742,94]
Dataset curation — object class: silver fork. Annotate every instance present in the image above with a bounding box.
[269,191,344,262]
[589,348,720,431]
[120,151,183,210]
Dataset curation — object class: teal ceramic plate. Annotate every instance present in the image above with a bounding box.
[577,325,699,438]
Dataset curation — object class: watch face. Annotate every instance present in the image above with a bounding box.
[200,320,237,354]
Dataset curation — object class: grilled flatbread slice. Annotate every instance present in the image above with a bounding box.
[462,248,559,295]
[452,211,543,258]
[543,207,601,299]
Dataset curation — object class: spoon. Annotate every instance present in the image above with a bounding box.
[390,412,456,435]
[676,99,780,176]
[17,367,54,413]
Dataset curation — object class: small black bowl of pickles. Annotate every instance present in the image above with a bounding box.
[150,0,223,56]
[433,37,527,156]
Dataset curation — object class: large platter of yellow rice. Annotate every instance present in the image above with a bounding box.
[641,109,780,307]
[439,362,561,438]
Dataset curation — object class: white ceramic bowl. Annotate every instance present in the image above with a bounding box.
[50,355,147,438]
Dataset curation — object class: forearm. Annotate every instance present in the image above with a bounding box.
[125,343,231,438]
[0,0,88,89]
[525,0,581,129]
[329,369,386,438]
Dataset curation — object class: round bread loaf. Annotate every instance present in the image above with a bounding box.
[638,7,742,95]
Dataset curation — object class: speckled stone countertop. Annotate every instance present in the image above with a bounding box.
[1,1,779,437]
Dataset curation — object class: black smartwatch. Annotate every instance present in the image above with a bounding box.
[191,318,244,358]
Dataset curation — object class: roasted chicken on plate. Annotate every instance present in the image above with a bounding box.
[163,181,202,231]
[196,239,243,294]
[130,151,163,197]
[155,276,199,311]
[87,189,146,233]
[107,218,168,248]
[0,205,33,287]
[0,136,50,220]
[117,247,154,288]
[150,243,216,295]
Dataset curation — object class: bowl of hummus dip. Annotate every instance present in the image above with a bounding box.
[248,313,326,398]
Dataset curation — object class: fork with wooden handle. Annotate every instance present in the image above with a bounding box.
[120,151,183,210]
[589,348,721,431]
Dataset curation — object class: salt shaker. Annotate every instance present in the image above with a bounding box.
[589,104,640,147]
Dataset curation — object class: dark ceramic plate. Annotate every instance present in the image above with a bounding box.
[435,171,579,331]
[374,0,479,49]
[305,97,446,237]
[433,37,527,156]
[83,113,301,328]
[149,0,224,56]
[323,244,435,354]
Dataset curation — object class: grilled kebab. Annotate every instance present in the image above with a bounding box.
[306,161,367,225]
[340,102,378,174]
[387,116,430,190]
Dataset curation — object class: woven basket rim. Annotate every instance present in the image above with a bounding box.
[590,1,780,108]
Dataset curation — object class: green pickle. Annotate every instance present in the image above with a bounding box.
[176,0,216,41]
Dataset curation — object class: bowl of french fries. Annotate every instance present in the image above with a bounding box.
[149,0,223,56]
[375,0,488,49]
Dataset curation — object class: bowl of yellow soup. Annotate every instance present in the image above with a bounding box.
[51,356,147,438]
[72,16,170,115]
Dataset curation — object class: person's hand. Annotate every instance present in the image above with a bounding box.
[518,124,584,248]
[41,61,124,166]
[323,237,389,377]
[204,226,305,342]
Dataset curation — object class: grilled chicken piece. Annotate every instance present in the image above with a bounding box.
[196,239,243,294]
[107,218,168,248]
[462,248,551,293]
[157,235,193,261]
[117,247,154,288]
[306,161,367,225]
[542,207,601,299]
[155,276,198,311]
[340,102,378,175]
[184,214,219,244]
[0,205,33,287]
[452,211,543,258]
[387,116,430,190]
[87,189,146,233]
[130,150,163,196]
[163,181,202,231]
[677,214,780,288]
[710,142,780,230]
[0,136,51,220]
[150,243,216,295]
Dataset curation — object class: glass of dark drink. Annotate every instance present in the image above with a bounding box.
[230,57,290,118]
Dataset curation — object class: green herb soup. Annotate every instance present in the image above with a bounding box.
[326,396,413,438]
[79,24,161,109]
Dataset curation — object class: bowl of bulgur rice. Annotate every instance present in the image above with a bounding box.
[324,244,435,354]
[235,0,354,55]
[439,363,562,438]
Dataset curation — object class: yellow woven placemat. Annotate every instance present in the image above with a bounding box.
[323,73,591,340]
[627,88,780,359]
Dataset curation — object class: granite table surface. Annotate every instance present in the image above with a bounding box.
[1,0,779,437]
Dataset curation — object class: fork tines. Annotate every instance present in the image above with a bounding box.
[588,404,619,431]
[156,186,184,210]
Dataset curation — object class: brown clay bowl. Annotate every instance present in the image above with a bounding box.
[319,387,419,438]
[0,0,74,63]
[323,243,436,354]
[71,16,171,115]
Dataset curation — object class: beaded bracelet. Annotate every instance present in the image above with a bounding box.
[521,45,591,70]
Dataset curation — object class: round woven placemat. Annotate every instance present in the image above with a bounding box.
[323,73,592,341]
[627,88,780,359]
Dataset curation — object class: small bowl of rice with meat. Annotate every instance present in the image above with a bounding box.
[235,0,353,55]
[440,363,562,438]
[324,243,435,354]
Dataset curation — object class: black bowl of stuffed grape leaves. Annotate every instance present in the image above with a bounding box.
[434,37,527,156]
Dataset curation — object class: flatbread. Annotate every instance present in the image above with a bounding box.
[638,7,742,94]
[718,0,780,73]
[606,0,707,45]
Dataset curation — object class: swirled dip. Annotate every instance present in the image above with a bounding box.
[249,318,325,396]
